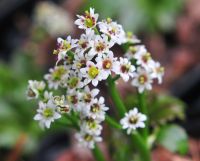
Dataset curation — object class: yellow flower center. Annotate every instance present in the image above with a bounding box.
[121,65,130,73]
[87,119,97,129]
[52,67,66,81]
[129,46,137,54]
[43,108,54,118]
[63,40,71,50]
[142,52,151,63]
[88,66,99,79]
[138,75,147,84]
[129,116,139,124]
[68,77,79,89]
[91,103,100,113]
[102,59,112,69]
[95,42,105,52]
[157,67,164,73]
[83,93,92,103]
[84,134,93,142]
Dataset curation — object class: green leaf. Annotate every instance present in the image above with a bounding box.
[148,94,186,125]
[156,124,188,155]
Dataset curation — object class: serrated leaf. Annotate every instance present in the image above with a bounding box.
[156,124,188,155]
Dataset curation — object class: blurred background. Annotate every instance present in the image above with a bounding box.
[0,0,200,161]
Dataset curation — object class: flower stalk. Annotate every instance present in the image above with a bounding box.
[107,75,126,118]
[138,92,149,141]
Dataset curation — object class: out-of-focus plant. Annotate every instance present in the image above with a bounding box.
[26,8,188,161]
[83,0,184,33]
[33,1,73,38]
[0,52,44,154]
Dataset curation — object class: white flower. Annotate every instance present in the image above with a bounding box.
[75,30,95,53]
[61,70,84,90]
[27,80,46,99]
[98,18,126,45]
[96,51,118,80]
[34,100,61,128]
[125,45,146,60]
[88,34,114,57]
[134,49,155,70]
[151,62,164,84]
[120,108,147,135]
[81,86,99,104]
[72,51,92,71]
[75,8,98,30]
[44,65,69,90]
[43,91,53,103]
[66,90,82,112]
[80,119,103,135]
[115,57,136,82]
[75,131,102,149]
[84,97,109,122]
[124,32,141,44]
[80,61,103,86]
[131,67,154,93]
[54,36,78,64]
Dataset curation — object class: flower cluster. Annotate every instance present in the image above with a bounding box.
[27,8,164,149]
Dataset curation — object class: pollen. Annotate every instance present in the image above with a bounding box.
[129,115,139,124]
[138,75,147,84]
[43,108,54,118]
[68,77,79,88]
[91,103,100,113]
[84,134,93,142]
[102,59,112,69]
[142,52,151,63]
[88,66,99,79]
[95,42,105,52]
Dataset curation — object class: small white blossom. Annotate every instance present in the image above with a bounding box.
[44,65,69,90]
[80,61,103,86]
[75,8,98,30]
[88,34,114,57]
[54,36,78,64]
[27,80,46,99]
[98,18,126,45]
[131,67,154,93]
[75,131,102,149]
[61,70,84,90]
[76,30,95,53]
[43,91,53,103]
[81,86,99,104]
[96,51,119,80]
[151,62,164,84]
[120,108,147,135]
[124,32,141,44]
[115,57,136,82]
[66,90,82,112]
[134,49,155,70]
[125,45,146,60]
[72,51,92,71]
[84,97,109,122]
[80,119,103,135]
[34,100,61,128]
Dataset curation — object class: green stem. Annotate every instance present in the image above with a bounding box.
[106,115,122,129]
[131,133,151,161]
[138,92,148,141]
[107,75,126,117]
[92,144,106,161]
[67,113,80,130]
[106,115,151,161]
